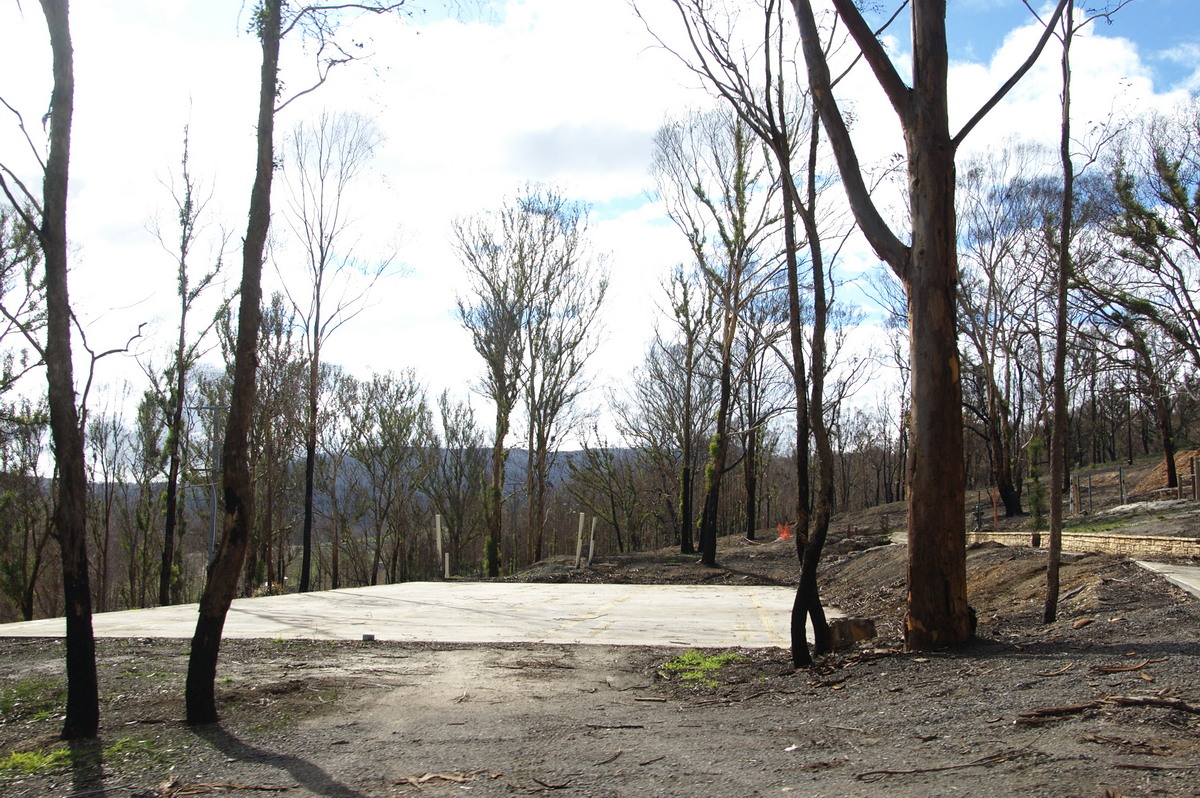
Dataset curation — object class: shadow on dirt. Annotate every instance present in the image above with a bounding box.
[193,724,367,798]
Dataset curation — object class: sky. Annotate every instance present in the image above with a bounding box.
[0,0,1197,439]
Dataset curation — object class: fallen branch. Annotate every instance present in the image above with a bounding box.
[157,782,292,796]
[1015,702,1102,724]
[1090,658,1167,673]
[1113,761,1199,772]
[856,749,1026,782]
[395,771,495,789]
[1106,695,1200,714]
[586,723,644,730]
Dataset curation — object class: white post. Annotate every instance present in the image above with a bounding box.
[435,514,443,561]
[444,552,450,580]
[574,512,585,568]
[587,516,598,566]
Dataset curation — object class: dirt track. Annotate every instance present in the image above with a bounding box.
[2,533,1199,798]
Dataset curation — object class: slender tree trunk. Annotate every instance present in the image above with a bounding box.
[186,0,279,725]
[159,305,189,605]
[679,465,694,554]
[792,124,833,668]
[37,0,98,740]
[777,138,814,667]
[1044,2,1075,625]
[330,460,341,590]
[300,337,320,592]
[743,426,757,540]
[698,332,734,566]
[525,416,537,564]
[486,403,507,577]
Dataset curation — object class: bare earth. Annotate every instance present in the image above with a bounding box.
[2,522,1199,797]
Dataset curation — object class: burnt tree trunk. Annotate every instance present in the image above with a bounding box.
[299,334,320,592]
[37,0,99,740]
[185,0,279,725]
[901,39,972,647]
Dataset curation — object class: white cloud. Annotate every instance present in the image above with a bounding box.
[1,0,1194,438]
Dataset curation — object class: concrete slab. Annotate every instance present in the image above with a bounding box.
[1136,561,1200,601]
[0,582,805,648]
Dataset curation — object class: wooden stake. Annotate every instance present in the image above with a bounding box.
[587,516,597,566]
[574,512,585,568]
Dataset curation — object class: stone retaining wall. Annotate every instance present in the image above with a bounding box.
[967,530,1200,559]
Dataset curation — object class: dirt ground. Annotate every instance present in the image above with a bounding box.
[2,504,1199,797]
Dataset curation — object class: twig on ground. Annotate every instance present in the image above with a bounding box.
[592,750,622,766]
[856,749,1027,782]
[1106,695,1200,714]
[532,776,572,789]
[1035,663,1075,677]
[1091,658,1167,673]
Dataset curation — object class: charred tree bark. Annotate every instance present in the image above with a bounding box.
[186,0,279,725]
[792,119,833,668]
[37,0,99,740]
[299,337,319,592]
[900,57,972,646]
[790,0,1067,649]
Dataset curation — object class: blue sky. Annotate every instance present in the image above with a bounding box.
[0,0,1197,433]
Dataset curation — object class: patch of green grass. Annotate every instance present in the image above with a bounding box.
[0,748,70,776]
[0,678,66,722]
[104,736,169,766]
[252,709,295,733]
[659,650,744,688]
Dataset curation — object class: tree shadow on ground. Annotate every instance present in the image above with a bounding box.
[192,724,368,798]
[67,737,104,797]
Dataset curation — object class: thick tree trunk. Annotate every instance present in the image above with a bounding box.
[37,0,98,740]
[902,6,971,648]
[987,413,1023,517]
[185,0,279,725]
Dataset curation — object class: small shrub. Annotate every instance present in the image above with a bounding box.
[659,650,743,688]
[0,748,70,775]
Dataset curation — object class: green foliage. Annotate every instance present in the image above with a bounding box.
[1026,437,1046,532]
[0,678,65,722]
[484,535,500,576]
[703,434,721,493]
[659,649,743,688]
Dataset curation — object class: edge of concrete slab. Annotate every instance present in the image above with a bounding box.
[1135,561,1200,601]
